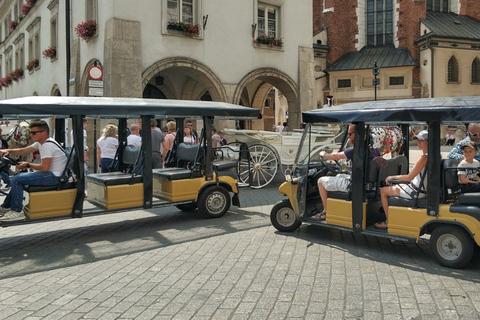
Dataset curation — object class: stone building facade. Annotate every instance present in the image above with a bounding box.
[0,0,315,130]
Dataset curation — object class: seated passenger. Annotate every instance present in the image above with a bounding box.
[0,120,67,221]
[457,140,480,193]
[314,125,379,220]
[376,130,429,229]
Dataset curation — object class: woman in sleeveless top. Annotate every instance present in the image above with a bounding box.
[376,130,429,229]
[183,127,196,144]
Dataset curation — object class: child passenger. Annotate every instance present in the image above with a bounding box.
[457,140,480,193]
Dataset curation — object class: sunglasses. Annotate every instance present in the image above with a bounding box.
[347,132,355,136]
[469,132,480,137]
[29,130,45,135]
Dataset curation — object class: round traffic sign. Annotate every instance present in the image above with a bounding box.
[88,65,103,80]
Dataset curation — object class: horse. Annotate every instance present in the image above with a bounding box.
[370,126,404,158]
[4,121,33,166]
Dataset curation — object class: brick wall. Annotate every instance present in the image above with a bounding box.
[460,0,480,20]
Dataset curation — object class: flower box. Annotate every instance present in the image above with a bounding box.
[75,20,97,41]
[253,36,284,48]
[21,0,37,16]
[12,68,24,81]
[167,21,200,38]
[42,46,57,60]
[26,58,39,71]
[9,20,18,31]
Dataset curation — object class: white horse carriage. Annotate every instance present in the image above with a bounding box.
[219,126,344,188]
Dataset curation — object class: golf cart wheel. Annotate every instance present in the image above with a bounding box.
[429,225,474,269]
[270,201,301,232]
[238,144,278,189]
[175,203,197,212]
[198,186,231,218]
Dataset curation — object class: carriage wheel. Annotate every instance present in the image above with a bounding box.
[238,144,278,189]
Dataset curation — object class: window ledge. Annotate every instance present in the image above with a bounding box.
[253,43,284,51]
[165,29,203,40]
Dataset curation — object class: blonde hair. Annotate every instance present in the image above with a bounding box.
[102,124,117,139]
[166,121,176,133]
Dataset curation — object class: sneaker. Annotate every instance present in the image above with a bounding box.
[0,210,25,222]
[0,206,10,214]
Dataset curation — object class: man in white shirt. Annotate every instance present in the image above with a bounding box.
[0,120,67,221]
[127,123,142,147]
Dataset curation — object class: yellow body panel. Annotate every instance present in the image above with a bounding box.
[278,181,299,214]
[24,189,77,219]
[389,204,480,245]
[326,198,366,229]
[87,181,144,210]
[153,173,238,202]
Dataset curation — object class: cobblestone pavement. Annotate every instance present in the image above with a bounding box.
[1,173,480,320]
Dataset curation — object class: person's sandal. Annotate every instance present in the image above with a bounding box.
[311,210,326,220]
[374,221,388,229]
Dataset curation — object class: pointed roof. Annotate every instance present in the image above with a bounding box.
[418,11,480,41]
[325,46,416,72]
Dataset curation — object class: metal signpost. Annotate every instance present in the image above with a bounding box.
[372,61,380,101]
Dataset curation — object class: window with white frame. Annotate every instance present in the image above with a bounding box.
[5,47,13,73]
[27,18,40,62]
[49,1,59,49]
[167,0,195,24]
[14,34,25,70]
[257,2,279,38]
[86,0,98,21]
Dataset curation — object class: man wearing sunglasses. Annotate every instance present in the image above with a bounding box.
[448,123,480,162]
[0,120,67,221]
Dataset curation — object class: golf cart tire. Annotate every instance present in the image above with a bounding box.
[175,203,198,212]
[429,225,474,269]
[270,200,301,232]
[198,186,231,218]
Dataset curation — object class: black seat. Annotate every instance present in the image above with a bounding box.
[441,158,480,206]
[153,143,202,180]
[328,155,408,201]
[87,145,142,186]
[388,155,427,208]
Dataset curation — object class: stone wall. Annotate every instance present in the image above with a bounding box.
[104,18,142,98]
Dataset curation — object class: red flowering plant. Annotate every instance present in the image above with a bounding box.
[253,35,284,48]
[167,21,200,38]
[2,75,13,87]
[22,0,38,16]
[42,46,56,60]
[9,20,19,31]
[12,68,24,81]
[26,58,39,71]
[75,20,97,41]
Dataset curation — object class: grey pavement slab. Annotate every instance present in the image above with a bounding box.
[1,172,480,319]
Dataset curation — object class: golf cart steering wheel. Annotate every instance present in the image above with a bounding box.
[320,157,342,174]
[0,154,20,166]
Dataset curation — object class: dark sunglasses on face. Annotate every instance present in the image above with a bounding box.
[29,130,45,135]
[469,131,480,137]
[347,132,355,136]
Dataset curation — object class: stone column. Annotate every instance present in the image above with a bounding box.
[297,46,317,127]
[104,18,142,98]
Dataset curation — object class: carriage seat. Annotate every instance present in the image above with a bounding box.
[153,143,202,181]
[87,145,142,186]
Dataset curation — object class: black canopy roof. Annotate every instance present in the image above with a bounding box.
[0,96,262,120]
[302,97,480,124]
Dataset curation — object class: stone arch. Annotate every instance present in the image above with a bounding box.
[50,84,62,96]
[471,56,480,84]
[80,59,104,97]
[142,57,227,102]
[233,68,299,130]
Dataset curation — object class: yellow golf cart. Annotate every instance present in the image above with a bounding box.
[0,96,260,224]
[270,96,480,268]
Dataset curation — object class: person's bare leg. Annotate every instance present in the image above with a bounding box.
[378,185,400,228]
[318,179,328,213]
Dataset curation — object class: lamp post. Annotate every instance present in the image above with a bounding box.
[372,61,380,101]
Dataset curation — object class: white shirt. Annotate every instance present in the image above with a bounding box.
[458,159,480,183]
[127,134,142,148]
[97,136,118,159]
[32,138,68,177]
